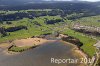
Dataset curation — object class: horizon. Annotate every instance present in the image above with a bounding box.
[44,0,100,2]
[0,0,100,2]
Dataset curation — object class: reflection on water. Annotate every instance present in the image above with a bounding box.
[0,40,86,66]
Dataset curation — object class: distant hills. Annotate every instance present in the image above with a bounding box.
[0,0,100,6]
[0,0,41,6]
[0,0,100,14]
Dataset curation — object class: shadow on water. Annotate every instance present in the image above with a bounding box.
[0,40,86,66]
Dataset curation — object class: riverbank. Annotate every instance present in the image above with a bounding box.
[74,47,88,58]
[0,39,87,66]
[11,38,56,47]
[0,37,56,55]
[0,34,88,59]
[62,41,88,58]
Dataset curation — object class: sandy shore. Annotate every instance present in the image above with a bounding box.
[12,38,56,47]
[0,38,56,55]
[62,41,88,59]
[0,37,88,58]
[72,45,88,59]
[0,43,11,49]
[74,49,88,58]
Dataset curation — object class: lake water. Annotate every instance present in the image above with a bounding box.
[0,40,86,66]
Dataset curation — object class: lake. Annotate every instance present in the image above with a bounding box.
[0,40,86,66]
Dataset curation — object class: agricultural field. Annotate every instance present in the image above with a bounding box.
[74,15,100,27]
[0,11,99,57]
[0,15,63,41]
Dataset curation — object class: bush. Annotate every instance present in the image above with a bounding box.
[8,45,32,52]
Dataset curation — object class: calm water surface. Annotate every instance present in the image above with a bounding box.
[0,40,86,66]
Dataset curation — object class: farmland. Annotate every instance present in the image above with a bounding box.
[0,9,100,57]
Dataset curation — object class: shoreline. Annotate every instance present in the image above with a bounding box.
[62,41,88,58]
[0,38,57,55]
[0,36,88,58]
[11,38,56,47]
[5,41,88,59]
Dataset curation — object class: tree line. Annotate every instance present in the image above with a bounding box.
[45,19,64,24]
[0,10,64,22]
[0,25,27,37]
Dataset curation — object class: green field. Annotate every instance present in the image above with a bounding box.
[8,45,33,52]
[0,16,62,42]
[0,12,99,57]
[74,15,100,27]
[63,28,96,57]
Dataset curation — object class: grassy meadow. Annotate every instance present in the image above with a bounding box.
[0,10,100,57]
